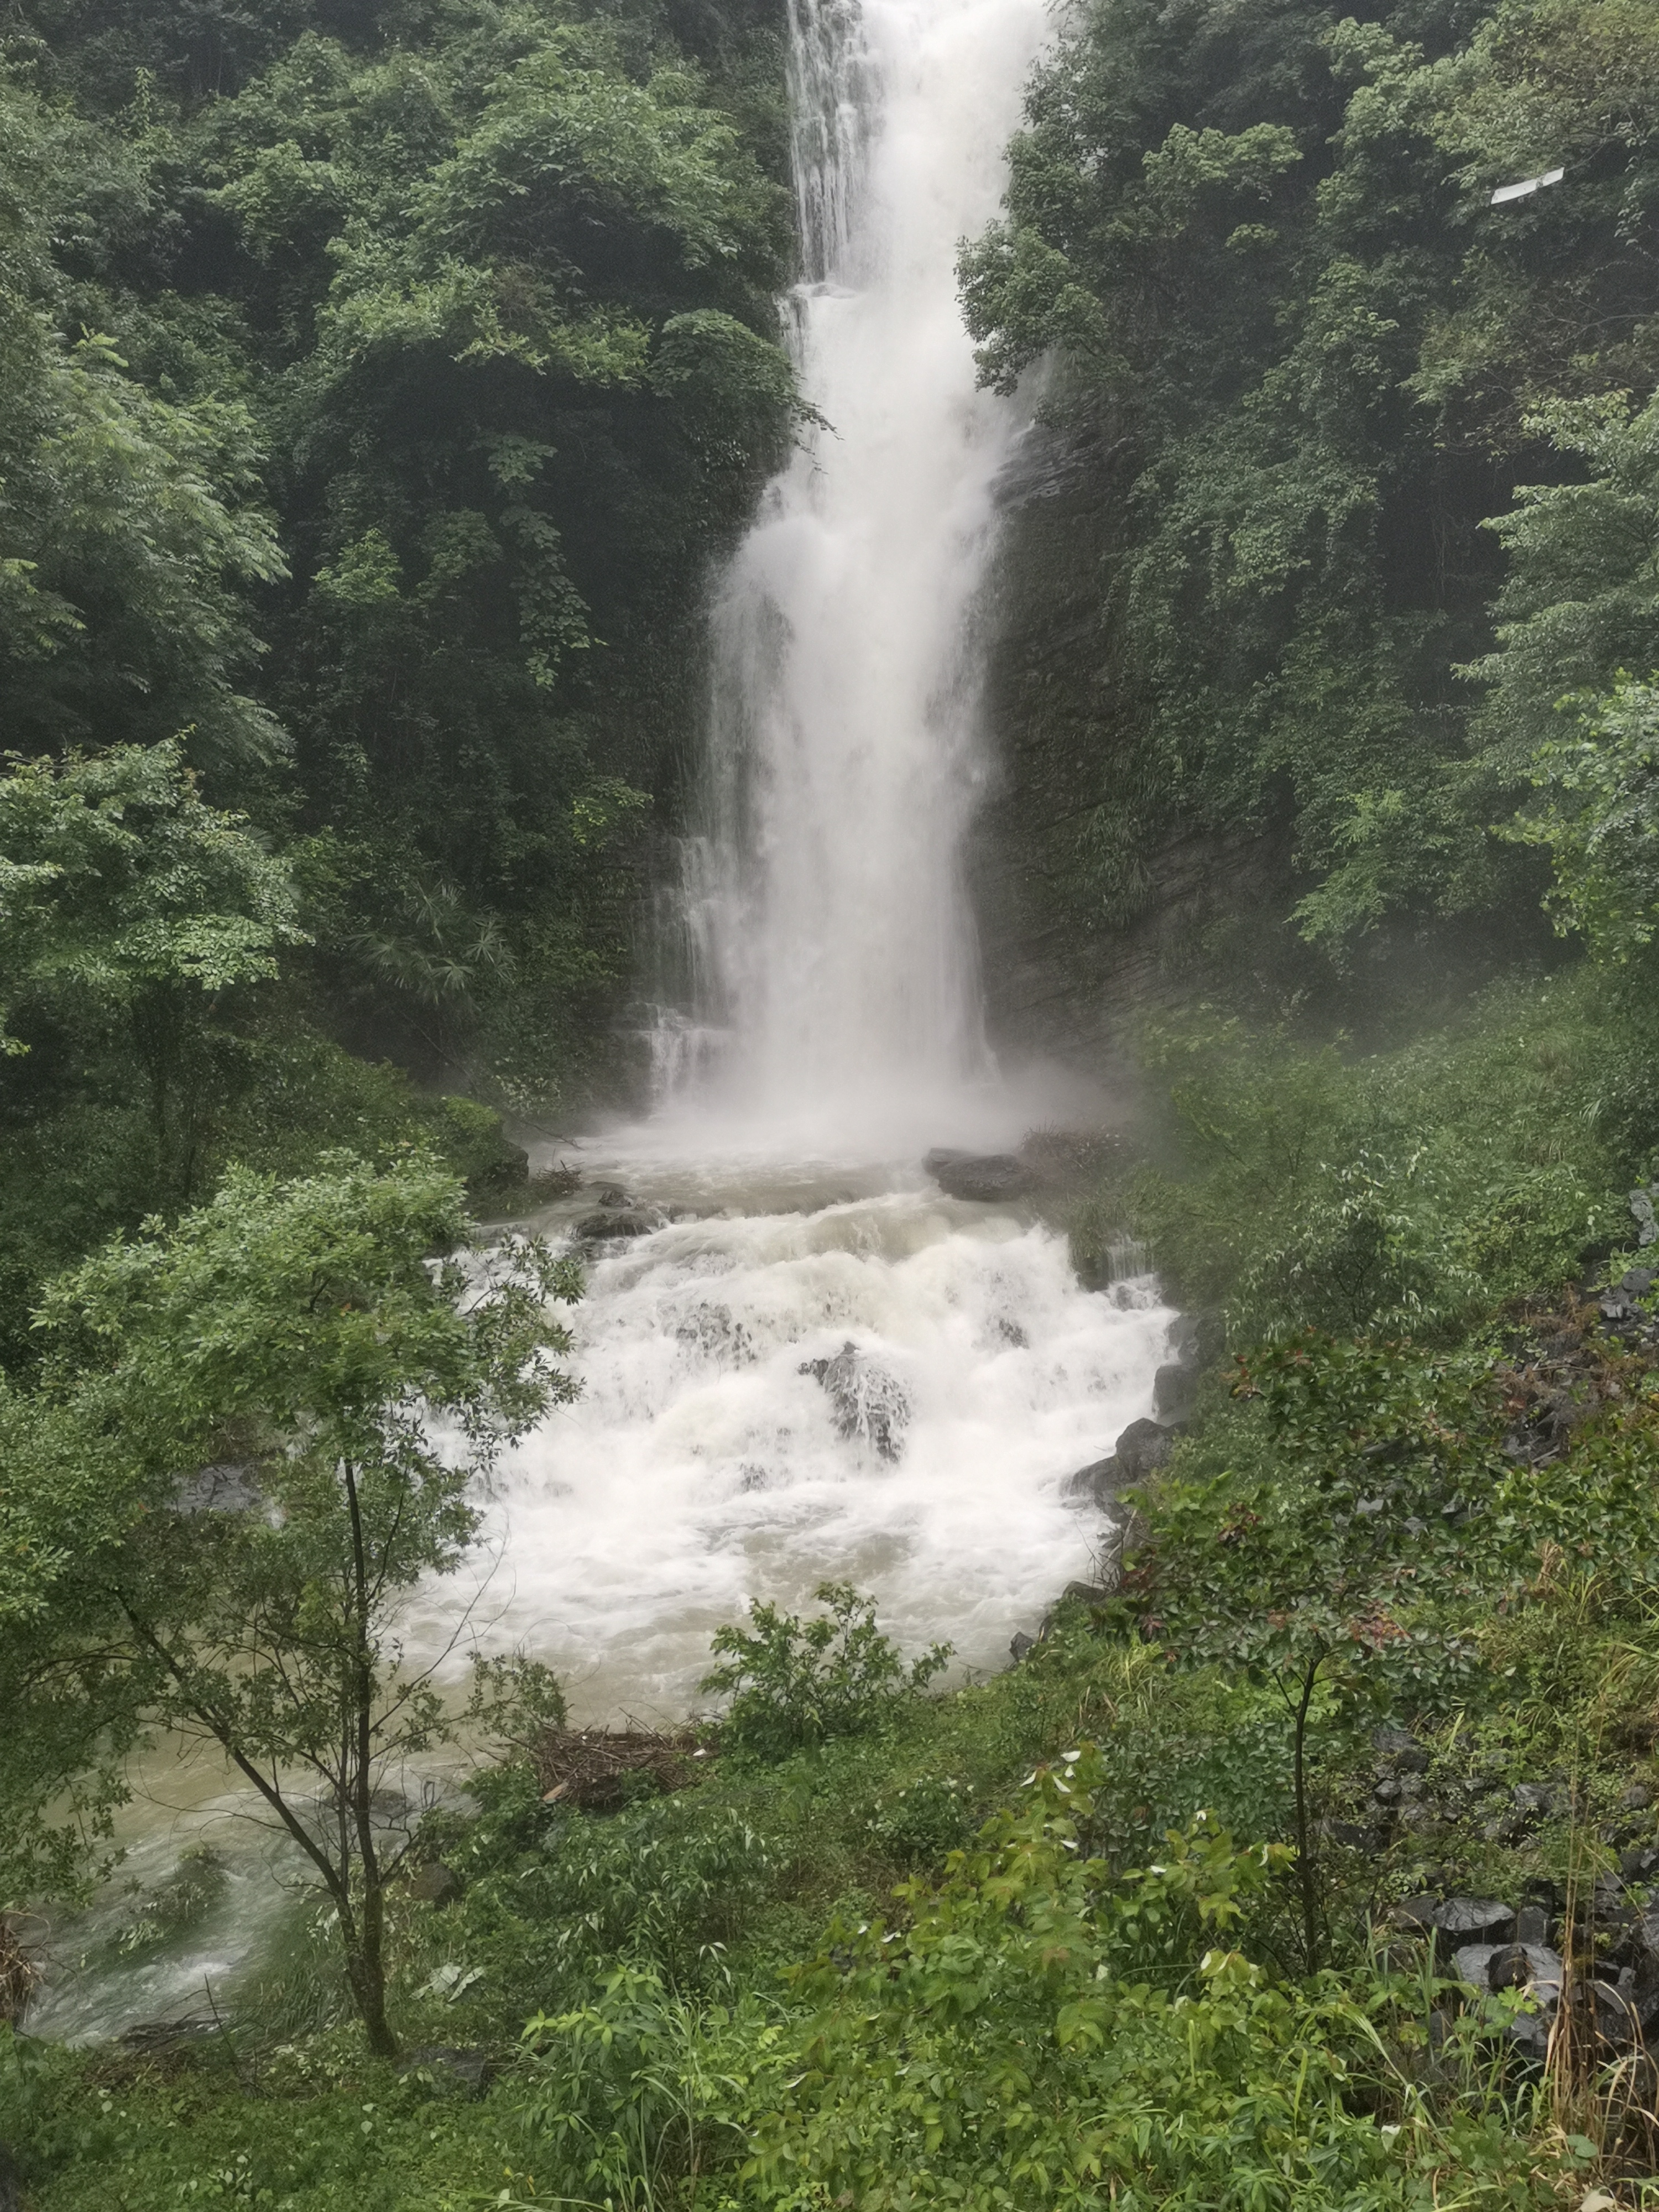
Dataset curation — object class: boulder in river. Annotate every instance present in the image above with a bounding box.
[1113,1417,1177,1483]
[1063,1455,1121,1510]
[800,1340,909,1460]
[1153,1360,1196,1422]
[923,1151,1030,1203]
[1150,1313,1224,1422]
[1057,1579,1114,1610]
[576,1208,658,1241]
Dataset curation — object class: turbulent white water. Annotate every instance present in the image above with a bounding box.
[672,0,1052,1131]
[36,0,1182,2041]
[413,1170,1172,1718]
[424,0,1175,1718]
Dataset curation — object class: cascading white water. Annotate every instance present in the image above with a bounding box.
[32,0,1183,2043]
[409,1175,1172,1719]
[410,0,1179,1725]
[675,0,1052,1134]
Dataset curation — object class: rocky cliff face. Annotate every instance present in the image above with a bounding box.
[968,424,1298,1068]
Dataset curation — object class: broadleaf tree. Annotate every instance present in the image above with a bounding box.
[30,1150,582,2056]
[0,741,308,1198]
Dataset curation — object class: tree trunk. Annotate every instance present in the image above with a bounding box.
[342,1460,396,2058]
[345,1888,397,2060]
[1290,1652,1323,1977]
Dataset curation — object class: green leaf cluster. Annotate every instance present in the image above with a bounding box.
[701,1582,954,1762]
[962,0,1659,978]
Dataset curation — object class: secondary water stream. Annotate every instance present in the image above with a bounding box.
[30,0,1177,2041]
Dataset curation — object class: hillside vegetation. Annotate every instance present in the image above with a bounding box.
[0,0,796,1360]
[971,0,1659,1026]
[3,0,1659,2206]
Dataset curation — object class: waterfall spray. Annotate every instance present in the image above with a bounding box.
[27,0,1181,2046]
[671,0,1050,1137]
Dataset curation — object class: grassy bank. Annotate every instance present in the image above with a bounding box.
[9,1308,1659,2204]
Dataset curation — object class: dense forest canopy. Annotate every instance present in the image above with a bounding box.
[966,0,1659,998]
[4,0,1659,2206]
[0,0,800,1349]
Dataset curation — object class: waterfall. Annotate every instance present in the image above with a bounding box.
[24,0,1186,2044]
[671,0,1050,1135]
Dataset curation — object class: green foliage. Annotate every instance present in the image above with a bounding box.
[1103,984,1634,1343]
[702,1583,953,1761]
[1468,394,1659,781]
[0,1577,1618,2210]
[962,0,1659,977]
[0,276,286,773]
[513,1759,1551,2212]
[0,0,800,1310]
[444,1774,775,2013]
[519,1962,735,2210]
[1516,678,1659,966]
[15,1151,582,2053]
[0,1380,140,1902]
[0,743,305,1079]
[862,1772,972,1868]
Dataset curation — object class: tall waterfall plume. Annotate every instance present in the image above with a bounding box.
[665,0,1048,1139]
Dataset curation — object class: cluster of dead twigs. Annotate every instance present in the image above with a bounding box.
[531,1726,700,1812]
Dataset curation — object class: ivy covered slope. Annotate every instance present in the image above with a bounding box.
[965,0,1659,1035]
[0,0,796,1354]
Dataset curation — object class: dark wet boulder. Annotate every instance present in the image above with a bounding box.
[800,1340,909,1460]
[1009,1630,1037,1663]
[1062,1455,1121,1509]
[1371,1726,1429,1771]
[1452,1943,1499,1990]
[1435,1898,1517,1945]
[1488,1942,1562,1995]
[1166,1312,1225,1365]
[576,1209,657,1240]
[1389,1895,1439,1937]
[1150,1313,1226,1420]
[1113,1417,1176,1483]
[1152,1361,1196,1422]
[924,1152,1030,1203]
[1057,1580,1114,1610]
[408,1861,462,1907]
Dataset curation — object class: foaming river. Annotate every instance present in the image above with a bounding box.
[25,0,1170,2043]
[409,1156,1173,1718]
[29,1149,1170,2044]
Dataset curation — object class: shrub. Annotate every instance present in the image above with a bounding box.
[702,1585,952,1761]
[862,1775,971,1868]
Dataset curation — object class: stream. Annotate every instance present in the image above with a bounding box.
[28,0,1175,2043]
